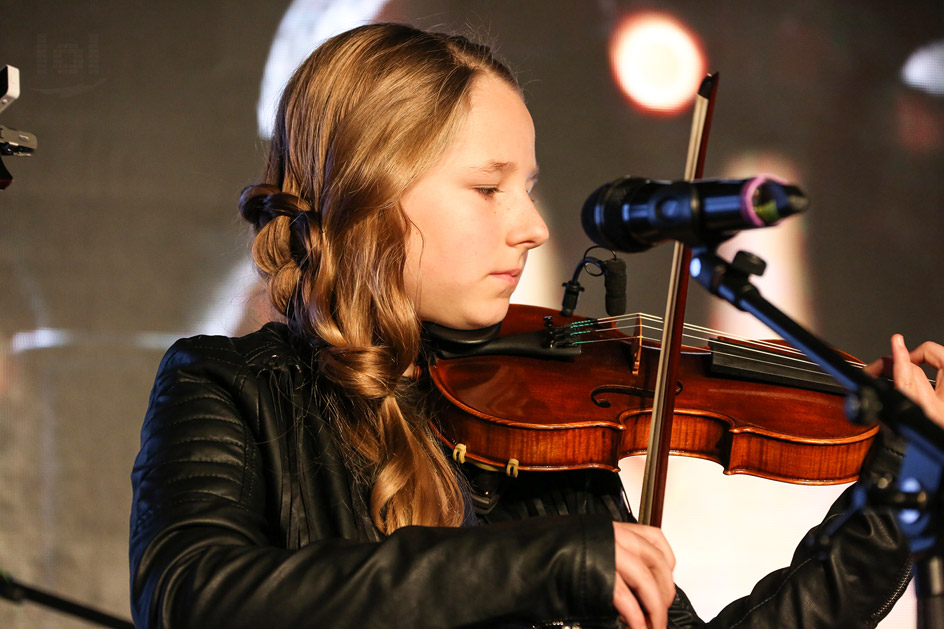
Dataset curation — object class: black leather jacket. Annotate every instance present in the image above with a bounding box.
[130,323,912,628]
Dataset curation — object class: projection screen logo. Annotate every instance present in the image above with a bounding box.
[34,33,106,97]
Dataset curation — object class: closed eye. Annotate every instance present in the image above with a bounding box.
[475,186,501,198]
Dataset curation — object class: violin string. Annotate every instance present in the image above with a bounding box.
[561,315,936,386]
[591,313,798,350]
[570,314,864,364]
[577,325,852,381]
[569,316,808,360]
[589,313,865,365]
[581,333,936,389]
[564,315,867,374]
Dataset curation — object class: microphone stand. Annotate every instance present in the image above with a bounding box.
[0,569,134,628]
[689,246,944,629]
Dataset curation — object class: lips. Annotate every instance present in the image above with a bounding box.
[490,268,522,284]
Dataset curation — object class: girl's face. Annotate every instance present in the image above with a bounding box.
[402,75,549,330]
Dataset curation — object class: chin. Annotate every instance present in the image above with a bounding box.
[439,301,511,330]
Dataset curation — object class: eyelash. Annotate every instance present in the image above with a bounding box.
[474,186,538,201]
[475,186,501,198]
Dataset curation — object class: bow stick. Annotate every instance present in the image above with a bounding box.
[638,73,719,527]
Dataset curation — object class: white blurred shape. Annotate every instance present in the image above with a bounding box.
[194,256,261,336]
[510,236,561,310]
[257,0,389,138]
[902,40,944,96]
[619,456,915,626]
[8,328,73,354]
[711,151,814,338]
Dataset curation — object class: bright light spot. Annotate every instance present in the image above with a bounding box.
[609,13,706,114]
[901,40,944,96]
[9,328,74,354]
[689,257,702,278]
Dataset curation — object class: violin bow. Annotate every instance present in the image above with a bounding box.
[638,73,719,527]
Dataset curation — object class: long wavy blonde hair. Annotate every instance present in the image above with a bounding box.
[239,23,519,534]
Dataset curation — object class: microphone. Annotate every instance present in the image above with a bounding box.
[559,251,627,317]
[602,257,626,316]
[560,278,584,317]
[582,176,808,253]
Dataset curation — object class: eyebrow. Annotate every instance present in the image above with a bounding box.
[468,161,540,181]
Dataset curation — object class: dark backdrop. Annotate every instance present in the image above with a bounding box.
[1,1,940,625]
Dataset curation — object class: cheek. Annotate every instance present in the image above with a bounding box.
[415,219,476,274]
[402,224,463,304]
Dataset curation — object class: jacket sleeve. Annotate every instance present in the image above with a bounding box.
[667,426,913,628]
[129,336,619,629]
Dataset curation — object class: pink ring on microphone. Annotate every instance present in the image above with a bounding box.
[739,174,787,227]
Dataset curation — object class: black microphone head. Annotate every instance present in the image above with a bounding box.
[581,177,657,254]
[580,183,612,248]
[584,175,807,253]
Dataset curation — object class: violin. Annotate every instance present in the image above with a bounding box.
[424,303,878,485]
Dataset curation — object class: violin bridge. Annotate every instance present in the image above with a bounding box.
[631,314,643,375]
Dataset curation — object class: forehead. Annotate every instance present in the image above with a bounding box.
[439,75,536,171]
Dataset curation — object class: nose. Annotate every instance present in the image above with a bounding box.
[508,193,549,249]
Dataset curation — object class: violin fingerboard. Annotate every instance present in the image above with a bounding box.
[708,339,847,395]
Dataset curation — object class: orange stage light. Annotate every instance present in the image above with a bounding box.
[609,12,707,115]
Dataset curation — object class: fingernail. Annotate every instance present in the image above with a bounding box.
[895,334,906,347]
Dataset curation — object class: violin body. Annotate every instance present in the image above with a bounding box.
[427,304,877,484]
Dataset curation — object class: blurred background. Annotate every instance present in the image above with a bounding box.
[1,0,941,626]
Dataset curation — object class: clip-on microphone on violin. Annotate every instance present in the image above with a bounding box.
[583,173,944,629]
[560,247,627,317]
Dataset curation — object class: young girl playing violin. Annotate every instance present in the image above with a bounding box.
[129,22,944,629]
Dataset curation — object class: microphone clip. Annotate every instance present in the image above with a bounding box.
[559,247,627,317]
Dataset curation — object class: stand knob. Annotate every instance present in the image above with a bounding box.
[732,250,767,277]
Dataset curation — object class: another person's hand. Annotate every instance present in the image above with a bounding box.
[864,335,944,427]
[611,522,676,629]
